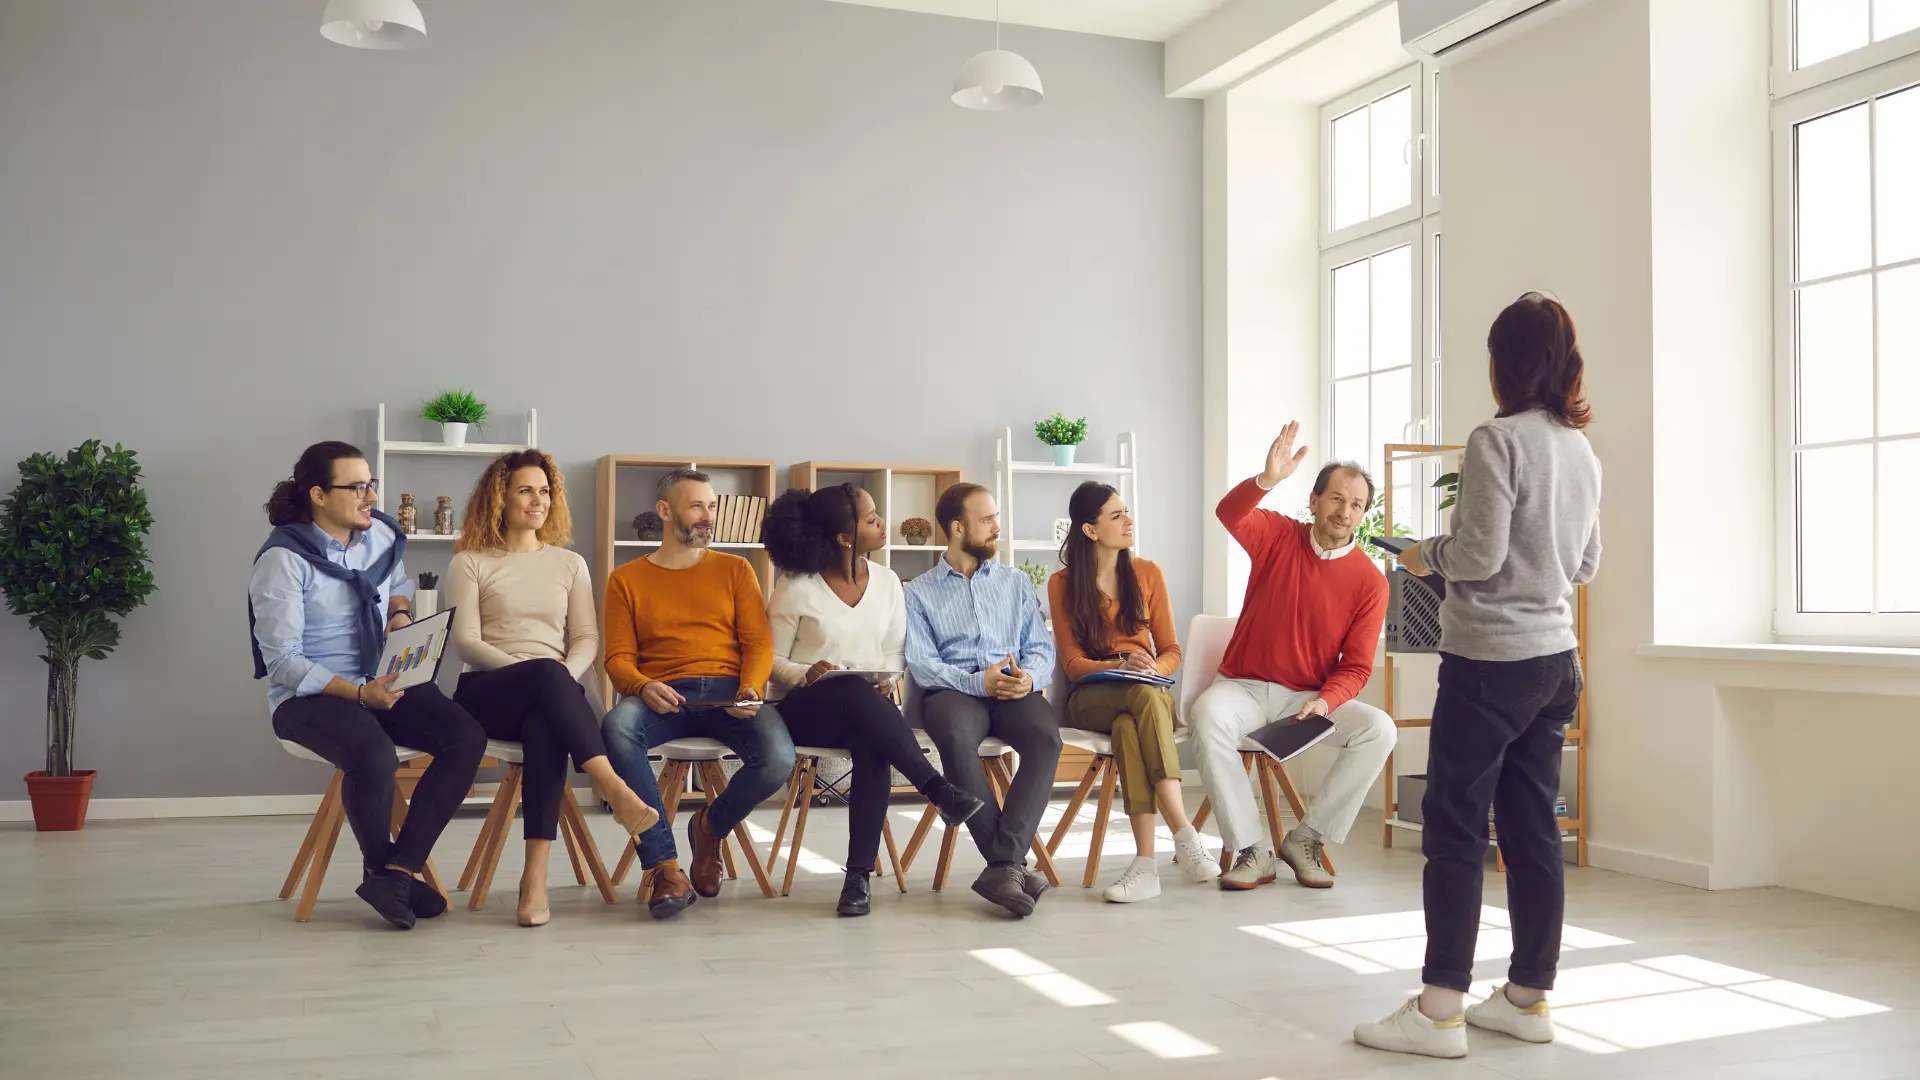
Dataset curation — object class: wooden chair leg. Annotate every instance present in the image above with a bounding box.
[901,801,940,872]
[780,757,818,898]
[468,767,522,911]
[461,770,518,891]
[933,819,960,892]
[696,762,742,881]
[765,758,807,879]
[613,760,685,888]
[699,760,776,898]
[1192,795,1212,832]
[882,816,907,894]
[988,753,1061,887]
[295,791,346,923]
[560,797,588,886]
[1084,757,1118,889]
[1046,756,1103,857]
[1257,758,1290,854]
[283,772,342,900]
[559,794,618,903]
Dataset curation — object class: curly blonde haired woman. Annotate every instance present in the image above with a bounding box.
[448,450,658,926]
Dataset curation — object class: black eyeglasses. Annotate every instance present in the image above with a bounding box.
[322,479,380,497]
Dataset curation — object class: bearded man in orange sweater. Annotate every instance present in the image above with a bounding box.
[1194,422,1395,893]
[601,468,795,919]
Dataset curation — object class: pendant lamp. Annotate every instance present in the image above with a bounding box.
[321,0,426,50]
[952,1,1043,110]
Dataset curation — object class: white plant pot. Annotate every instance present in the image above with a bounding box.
[1052,444,1076,467]
[440,423,469,447]
[414,589,439,619]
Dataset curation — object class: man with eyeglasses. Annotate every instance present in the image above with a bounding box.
[248,441,485,929]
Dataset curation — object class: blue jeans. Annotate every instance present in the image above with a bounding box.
[601,677,796,869]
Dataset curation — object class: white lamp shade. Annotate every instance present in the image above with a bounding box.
[321,0,426,50]
[952,49,1044,110]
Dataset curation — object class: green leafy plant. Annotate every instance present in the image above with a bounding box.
[1434,471,1460,510]
[900,517,933,540]
[1033,413,1088,448]
[420,389,489,427]
[0,441,156,777]
[1018,558,1050,593]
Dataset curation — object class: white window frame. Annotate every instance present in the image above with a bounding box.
[1319,63,1443,536]
[1772,1,1920,642]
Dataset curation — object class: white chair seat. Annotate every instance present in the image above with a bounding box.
[483,740,524,765]
[279,738,426,766]
[977,736,1013,757]
[1060,727,1113,755]
[793,745,856,759]
[655,737,732,761]
[1238,735,1267,753]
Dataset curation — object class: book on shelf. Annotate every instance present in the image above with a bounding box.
[717,495,735,543]
[749,495,766,544]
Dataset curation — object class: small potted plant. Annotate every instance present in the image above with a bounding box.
[1018,558,1050,596]
[0,441,156,831]
[632,510,664,542]
[1035,413,1089,467]
[420,389,489,447]
[900,517,934,546]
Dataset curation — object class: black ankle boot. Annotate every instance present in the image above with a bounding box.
[836,868,873,917]
[927,777,986,827]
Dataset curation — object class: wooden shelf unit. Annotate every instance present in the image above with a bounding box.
[1376,442,1591,868]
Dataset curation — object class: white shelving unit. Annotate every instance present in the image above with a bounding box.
[788,462,963,575]
[992,428,1139,567]
[373,402,537,527]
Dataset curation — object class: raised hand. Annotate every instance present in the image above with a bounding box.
[1260,421,1310,488]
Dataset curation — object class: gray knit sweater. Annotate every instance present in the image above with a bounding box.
[1421,409,1601,661]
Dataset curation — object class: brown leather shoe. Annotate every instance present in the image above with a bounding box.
[687,807,724,898]
[641,859,696,920]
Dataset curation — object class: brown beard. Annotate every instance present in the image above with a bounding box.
[963,540,997,563]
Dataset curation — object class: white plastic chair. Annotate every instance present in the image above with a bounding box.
[276,739,450,922]
[763,744,908,897]
[456,739,617,911]
[608,737,775,898]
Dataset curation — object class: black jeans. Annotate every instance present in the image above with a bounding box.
[920,690,1062,866]
[272,683,487,874]
[455,659,608,842]
[779,676,943,873]
[1422,649,1581,992]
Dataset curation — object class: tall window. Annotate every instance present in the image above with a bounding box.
[1322,66,1442,537]
[1775,2,1920,638]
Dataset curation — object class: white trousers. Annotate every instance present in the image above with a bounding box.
[1189,677,1397,851]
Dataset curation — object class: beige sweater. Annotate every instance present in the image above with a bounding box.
[447,546,599,681]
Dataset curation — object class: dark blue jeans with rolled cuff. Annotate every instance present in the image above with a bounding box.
[600,677,796,870]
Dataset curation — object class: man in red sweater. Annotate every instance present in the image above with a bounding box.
[1193,422,1395,891]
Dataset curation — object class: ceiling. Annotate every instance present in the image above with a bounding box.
[821,0,1238,42]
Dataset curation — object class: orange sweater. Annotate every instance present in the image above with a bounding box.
[1047,558,1183,682]
[1215,478,1387,710]
[603,552,772,697]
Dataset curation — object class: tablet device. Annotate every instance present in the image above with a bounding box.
[374,608,455,691]
[1368,535,1416,556]
[1245,715,1337,764]
[813,668,903,684]
[1080,668,1175,687]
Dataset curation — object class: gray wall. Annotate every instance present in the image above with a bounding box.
[0,0,1202,798]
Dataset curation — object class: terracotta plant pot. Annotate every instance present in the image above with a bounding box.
[24,769,96,831]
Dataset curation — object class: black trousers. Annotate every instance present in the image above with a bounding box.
[920,690,1062,866]
[455,659,610,842]
[1422,649,1581,992]
[272,683,487,874]
[778,676,944,873]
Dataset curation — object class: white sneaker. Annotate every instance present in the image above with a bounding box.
[1102,858,1161,903]
[1218,846,1278,891]
[1466,985,1554,1043]
[1171,828,1220,883]
[1353,998,1468,1059]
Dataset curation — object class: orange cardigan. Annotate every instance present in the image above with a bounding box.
[1047,558,1182,682]
[603,551,772,697]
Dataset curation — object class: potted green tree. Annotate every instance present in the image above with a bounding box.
[1034,413,1088,467]
[0,441,156,831]
[421,389,489,447]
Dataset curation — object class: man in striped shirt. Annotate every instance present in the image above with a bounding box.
[905,483,1061,917]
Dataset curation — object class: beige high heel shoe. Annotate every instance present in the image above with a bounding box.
[516,876,550,928]
[605,787,660,843]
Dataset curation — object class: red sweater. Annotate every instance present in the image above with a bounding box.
[1216,478,1388,710]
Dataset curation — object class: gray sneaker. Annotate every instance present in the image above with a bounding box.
[1278,828,1335,888]
[1218,846,1278,891]
[1020,866,1050,904]
[972,864,1036,917]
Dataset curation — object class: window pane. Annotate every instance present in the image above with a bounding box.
[1875,0,1920,40]
[1430,73,1441,198]
[1370,368,1412,479]
[1797,104,1873,282]
[1333,378,1370,468]
[1882,265,1920,435]
[1332,260,1370,378]
[1799,0,1870,67]
[1391,483,1415,535]
[1877,85,1920,265]
[1798,276,1875,444]
[1878,440,1920,611]
[1370,88,1414,219]
[1331,107,1369,230]
[1799,444,1874,612]
[1371,245,1413,372]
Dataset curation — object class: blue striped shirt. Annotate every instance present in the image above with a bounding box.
[903,556,1055,696]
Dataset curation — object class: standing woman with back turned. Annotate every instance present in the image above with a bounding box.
[1355,293,1602,1059]
[446,450,659,928]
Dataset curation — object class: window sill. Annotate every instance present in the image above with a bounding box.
[1638,642,1920,670]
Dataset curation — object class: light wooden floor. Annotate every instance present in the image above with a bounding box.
[2,798,1917,1080]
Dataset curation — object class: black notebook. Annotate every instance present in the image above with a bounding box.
[1246,715,1337,764]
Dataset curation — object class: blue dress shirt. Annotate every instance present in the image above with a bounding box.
[248,521,415,714]
[903,556,1055,697]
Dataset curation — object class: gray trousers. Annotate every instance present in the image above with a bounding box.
[920,690,1063,866]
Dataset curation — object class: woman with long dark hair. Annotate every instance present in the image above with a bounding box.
[1047,481,1218,903]
[446,450,659,927]
[1356,293,1602,1057]
[762,484,984,917]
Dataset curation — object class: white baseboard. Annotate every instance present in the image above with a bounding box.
[1586,842,1712,889]
[0,794,324,823]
